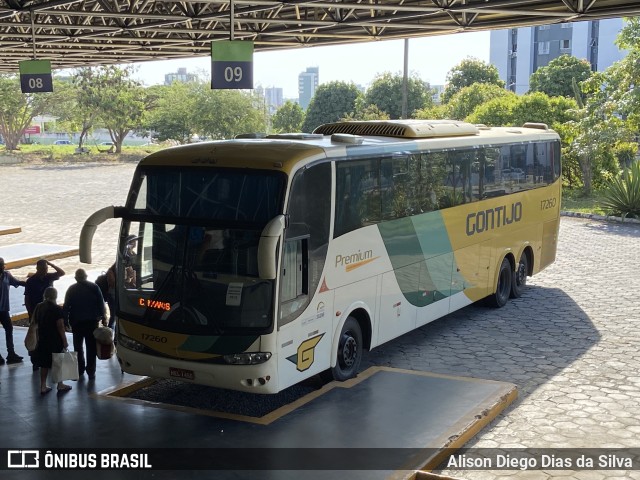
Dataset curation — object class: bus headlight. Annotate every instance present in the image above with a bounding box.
[223,352,272,365]
[117,333,145,352]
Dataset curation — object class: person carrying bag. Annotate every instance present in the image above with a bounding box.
[33,287,72,394]
[63,269,106,380]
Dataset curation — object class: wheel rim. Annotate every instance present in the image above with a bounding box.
[498,267,510,300]
[516,261,527,287]
[340,333,358,368]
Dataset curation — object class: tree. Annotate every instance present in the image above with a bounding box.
[144,82,199,143]
[301,82,361,132]
[363,72,431,119]
[90,66,147,153]
[529,55,593,98]
[466,92,576,129]
[465,93,519,127]
[0,75,56,151]
[343,102,390,121]
[442,58,504,104]
[272,101,305,133]
[193,87,266,139]
[446,83,512,121]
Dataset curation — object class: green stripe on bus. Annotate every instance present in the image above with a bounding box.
[378,212,463,307]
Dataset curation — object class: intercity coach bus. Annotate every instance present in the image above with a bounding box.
[79,120,561,394]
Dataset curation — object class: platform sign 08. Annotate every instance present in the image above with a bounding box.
[19,60,53,93]
[211,41,254,89]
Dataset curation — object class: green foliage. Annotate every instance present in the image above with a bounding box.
[144,82,199,143]
[272,101,305,133]
[363,72,431,119]
[600,160,640,219]
[465,94,518,126]
[614,142,638,169]
[466,92,577,129]
[413,104,448,120]
[446,83,511,121]
[442,57,504,104]
[511,93,578,126]
[85,66,147,153]
[529,55,593,98]
[343,99,390,121]
[301,81,361,132]
[193,87,266,139]
[0,75,56,151]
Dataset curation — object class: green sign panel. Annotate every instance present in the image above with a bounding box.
[211,41,254,89]
[19,60,53,93]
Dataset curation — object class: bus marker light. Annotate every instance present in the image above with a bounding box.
[336,311,341,316]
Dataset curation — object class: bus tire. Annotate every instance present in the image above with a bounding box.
[510,252,528,298]
[330,317,363,382]
[487,258,512,308]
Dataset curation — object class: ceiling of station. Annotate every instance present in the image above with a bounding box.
[0,0,638,72]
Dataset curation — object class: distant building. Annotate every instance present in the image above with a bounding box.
[164,67,198,85]
[430,85,445,105]
[265,87,284,114]
[490,18,626,94]
[298,67,319,110]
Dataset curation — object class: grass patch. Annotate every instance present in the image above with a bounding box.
[1,143,162,163]
[562,189,607,215]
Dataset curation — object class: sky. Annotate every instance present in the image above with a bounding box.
[132,31,490,99]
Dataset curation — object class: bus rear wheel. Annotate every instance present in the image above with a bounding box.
[330,317,363,382]
[487,258,512,308]
[510,252,528,298]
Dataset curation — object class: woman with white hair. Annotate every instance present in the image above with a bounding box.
[33,287,71,394]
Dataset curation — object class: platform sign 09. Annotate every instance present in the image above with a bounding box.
[211,41,254,89]
[19,60,53,93]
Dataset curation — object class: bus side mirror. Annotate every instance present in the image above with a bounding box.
[79,206,116,264]
[257,215,286,280]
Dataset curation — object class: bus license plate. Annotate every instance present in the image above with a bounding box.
[169,367,195,380]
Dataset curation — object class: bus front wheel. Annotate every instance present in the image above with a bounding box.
[330,317,363,382]
[510,252,528,298]
[487,258,512,308]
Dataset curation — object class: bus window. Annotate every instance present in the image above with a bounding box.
[280,163,331,326]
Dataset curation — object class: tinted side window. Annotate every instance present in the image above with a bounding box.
[280,163,331,326]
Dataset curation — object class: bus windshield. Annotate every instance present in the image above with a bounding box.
[117,167,286,335]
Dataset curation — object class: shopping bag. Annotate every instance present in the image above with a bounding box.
[51,351,79,383]
[24,322,39,352]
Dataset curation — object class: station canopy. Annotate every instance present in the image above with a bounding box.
[0,0,639,72]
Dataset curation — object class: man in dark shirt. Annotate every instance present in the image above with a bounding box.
[24,259,65,317]
[63,269,106,380]
[24,259,65,370]
[0,257,27,365]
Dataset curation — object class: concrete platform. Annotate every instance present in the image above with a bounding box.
[0,243,79,269]
[0,226,21,236]
[0,325,516,480]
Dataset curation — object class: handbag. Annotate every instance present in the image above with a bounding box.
[24,321,39,352]
[51,350,79,383]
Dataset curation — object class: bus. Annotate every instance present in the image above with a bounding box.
[79,120,561,394]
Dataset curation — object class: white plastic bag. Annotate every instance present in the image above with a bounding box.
[51,351,79,383]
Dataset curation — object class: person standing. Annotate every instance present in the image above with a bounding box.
[0,257,27,365]
[33,287,71,394]
[63,269,106,380]
[24,259,65,316]
[24,259,65,371]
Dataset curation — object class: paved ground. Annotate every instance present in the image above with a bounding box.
[1,161,639,479]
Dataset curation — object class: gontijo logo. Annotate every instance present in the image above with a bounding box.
[335,249,379,272]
